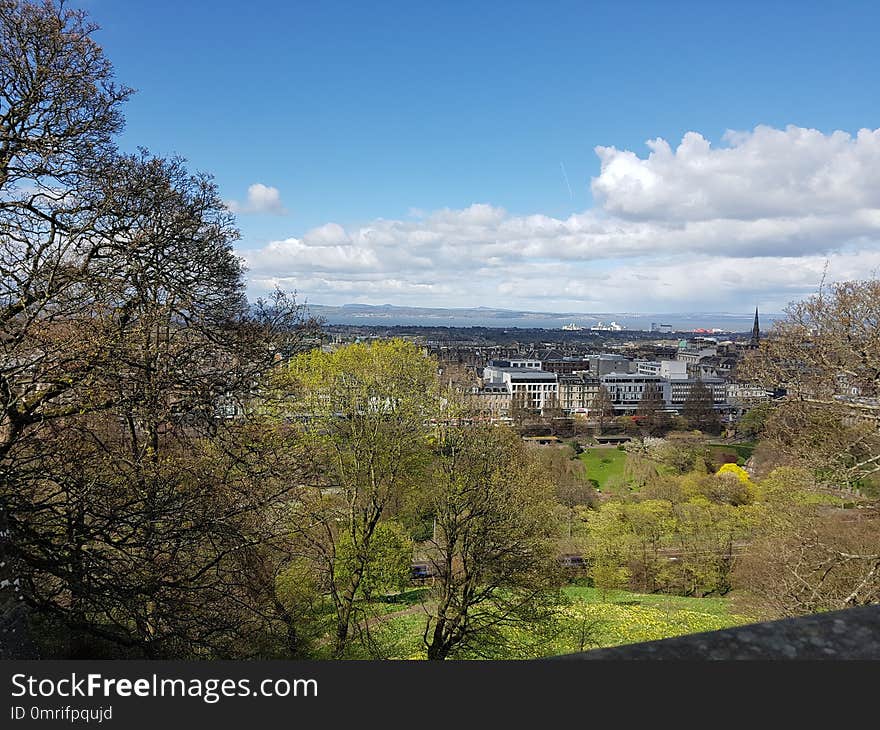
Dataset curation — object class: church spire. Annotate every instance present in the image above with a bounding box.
[750,307,760,348]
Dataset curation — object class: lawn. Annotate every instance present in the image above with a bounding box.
[562,585,732,617]
[360,584,752,659]
[708,442,755,465]
[578,447,627,490]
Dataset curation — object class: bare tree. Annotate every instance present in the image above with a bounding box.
[739,279,880,489]
[636,382,669,435]
[682,379,720,434]
[589,385,614,434]
[734,504,880,619]
[0,0,131,654]
[4,148,317,657]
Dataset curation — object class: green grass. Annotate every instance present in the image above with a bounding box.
[856,472,880,499]
[354,584,751,659]
[364,587,431,616]
[708,442,755,465]
[561,585,732,617]
[578,447,628,490]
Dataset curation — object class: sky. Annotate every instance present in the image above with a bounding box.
[85,0,880,314]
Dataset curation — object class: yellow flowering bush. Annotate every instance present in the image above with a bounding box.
[716,462,753,485]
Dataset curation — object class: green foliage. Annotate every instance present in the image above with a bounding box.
[623,453,660,489]
[269,339,438,656]
[276,558,322,611]
[755,466,840,506]
[590,562,632,602]
[648,437,712,475]
[736,404,773,439]
[582,469,758,596]
[335,521,414,600]
[422,424,563,659]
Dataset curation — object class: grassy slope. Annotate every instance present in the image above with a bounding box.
[707,442,756,465]
[578,447,627,489]
[366,585,751,659]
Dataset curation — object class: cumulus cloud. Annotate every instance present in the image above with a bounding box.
[592,125,880,221]
[227,183,287,215]
[239,124,880,312]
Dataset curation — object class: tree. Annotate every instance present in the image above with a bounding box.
[682,379,720,434]
[1,1,326,660]
[0,0,131,454]
[636,383,669,434]
[736,403,773,440]
[537,445,597,539]
[542,392,565,420]
[647,432,712,474]
[509,390,536,429]
[582,503,633,599]
[421,421,561,660]
[0,1,132,647]
[272,339,437,658]
[3,150,316,658]
[589,385,614,434]
[335,521,413,602]
[734,503,880,619]
[739,279,880,490]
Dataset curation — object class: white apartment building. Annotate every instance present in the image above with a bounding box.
[660,360,688,379]
[636,360,661,376]
[483,365,559,414]
[637,360,687,379]
[726,382,772,407]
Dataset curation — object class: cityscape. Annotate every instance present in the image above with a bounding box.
[321,309,770,424]
[1,2,879,720]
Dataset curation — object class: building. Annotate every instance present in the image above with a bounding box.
[667,377,728,410]
[482,364,559,414]
[638,360,688,379]
[695,355,737,380]
[558,372,601,412]
[541,357,594,375]
[600,373,667,413]
[587,353,635,376]
[484,358,542,372]
[726,382,772,409]
[659,360,688,380]
[469,384,512,416]
[749,308,761,349]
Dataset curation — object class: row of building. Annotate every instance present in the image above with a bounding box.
[471,338,771,419]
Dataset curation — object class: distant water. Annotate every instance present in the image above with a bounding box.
[315,311,777,332]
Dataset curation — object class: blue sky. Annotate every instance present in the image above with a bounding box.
[86,0,880,313]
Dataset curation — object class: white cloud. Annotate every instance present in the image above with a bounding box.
[239,125,880,312]
[227,183,287,215]
[592,125,880,221]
